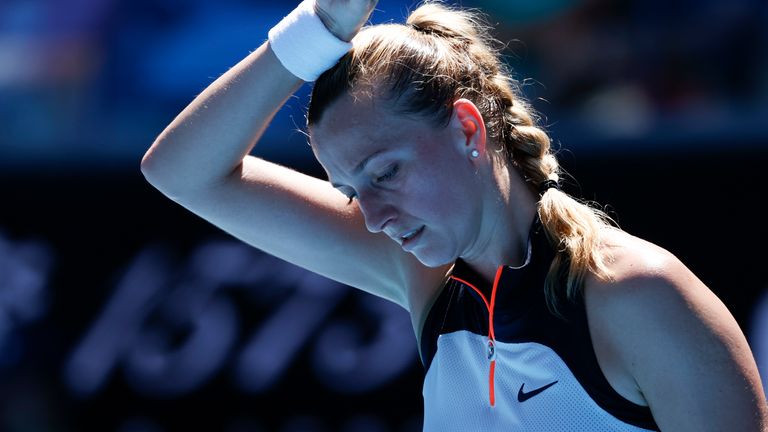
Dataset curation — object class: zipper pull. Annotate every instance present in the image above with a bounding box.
[487,339,496,361]
[487,338,496,407]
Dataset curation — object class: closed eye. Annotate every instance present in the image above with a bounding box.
[333,163,397,204]
[375,164,399,183]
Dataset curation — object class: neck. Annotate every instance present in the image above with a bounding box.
[459,165,538,285]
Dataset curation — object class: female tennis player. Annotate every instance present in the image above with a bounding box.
[140,0,768,430]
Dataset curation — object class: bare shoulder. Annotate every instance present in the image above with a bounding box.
[585,228,722,312]
[583,229,768,431]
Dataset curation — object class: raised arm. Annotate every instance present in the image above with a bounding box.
[141,41,300,196]
[140,0,374,195]
[140,0,442,309]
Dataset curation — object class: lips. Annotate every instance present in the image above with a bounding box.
[398,226,424,248]
[400,228,421,241]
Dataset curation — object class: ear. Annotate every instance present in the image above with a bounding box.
[450,98,487,160]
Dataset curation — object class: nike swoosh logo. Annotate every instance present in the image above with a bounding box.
[517,380,559,402]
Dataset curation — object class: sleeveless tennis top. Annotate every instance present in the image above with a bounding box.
[419,218,660,431]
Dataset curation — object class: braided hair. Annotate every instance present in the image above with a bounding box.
[307,1,617,316]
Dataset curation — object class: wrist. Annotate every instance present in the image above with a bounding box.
[267,0,353,82]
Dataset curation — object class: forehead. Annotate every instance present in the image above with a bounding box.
[309,92,425,161]
[309,94,442,179]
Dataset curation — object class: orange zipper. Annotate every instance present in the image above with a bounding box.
[450,265,504,407]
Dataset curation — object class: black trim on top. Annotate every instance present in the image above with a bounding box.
[419,217,659,431]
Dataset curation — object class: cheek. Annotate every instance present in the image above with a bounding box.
[399,142,476,217]
[402,170,464,219]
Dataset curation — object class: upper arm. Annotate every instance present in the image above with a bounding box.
[150,155,433,309]
[586,251,768,431]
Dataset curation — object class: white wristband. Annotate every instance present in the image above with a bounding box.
[268,0,353,82]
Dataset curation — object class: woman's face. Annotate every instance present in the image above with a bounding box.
[309,93,486,268]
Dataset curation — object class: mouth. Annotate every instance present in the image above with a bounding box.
[399,226,424,248]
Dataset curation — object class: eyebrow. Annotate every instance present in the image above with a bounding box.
[330,149,386,188]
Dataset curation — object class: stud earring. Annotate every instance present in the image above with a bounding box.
[471,150,480,158]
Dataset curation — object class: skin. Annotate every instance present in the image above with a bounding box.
[585,230,768,430]
[310,90,768,431]
[142,0,767,427]
[310,92,538,279]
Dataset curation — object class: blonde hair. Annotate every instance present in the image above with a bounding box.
[307,1,617,316]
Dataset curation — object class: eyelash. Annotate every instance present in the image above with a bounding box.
[375,164,399,183]
[344,164,399,204]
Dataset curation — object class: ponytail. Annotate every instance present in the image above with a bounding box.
[308,0,618,317]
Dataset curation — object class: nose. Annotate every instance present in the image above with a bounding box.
[356,191,396,234]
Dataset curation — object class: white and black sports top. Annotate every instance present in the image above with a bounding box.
[419,218,660,431]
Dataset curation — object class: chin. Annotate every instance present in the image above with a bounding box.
[412,249,455,268]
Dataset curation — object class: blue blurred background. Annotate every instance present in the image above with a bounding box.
[1,0,766,431]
